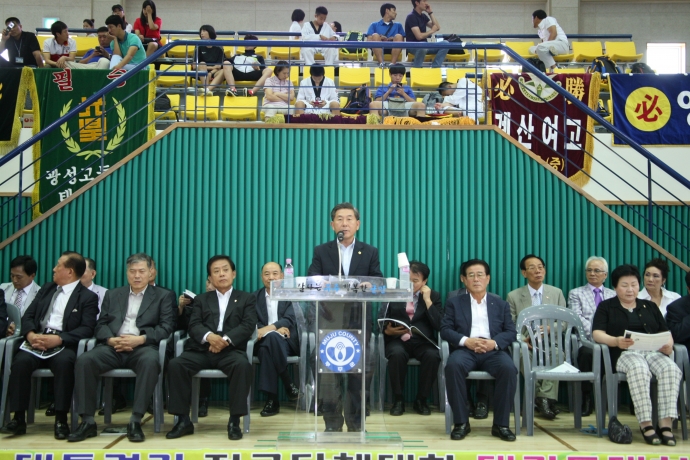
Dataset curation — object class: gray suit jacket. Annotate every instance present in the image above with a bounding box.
[506,284,566,337]
[568,284,615,339]
[95,285,176,346]
[87,283,108,313]
[1,281,41,316]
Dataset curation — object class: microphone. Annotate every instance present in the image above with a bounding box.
[337,231,344,242]
[337,231,344,280]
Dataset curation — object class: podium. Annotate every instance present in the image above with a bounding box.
[270,276,412,446]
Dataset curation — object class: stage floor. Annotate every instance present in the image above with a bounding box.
[0,402,687,453]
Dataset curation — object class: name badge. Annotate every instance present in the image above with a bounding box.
[15,57,24,64]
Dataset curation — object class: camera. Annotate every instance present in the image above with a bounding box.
[4,22,15,34]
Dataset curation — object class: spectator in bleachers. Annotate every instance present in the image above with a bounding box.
[638,258,681,318]
[190,25,226,96]
[433,79,484,121]
[83,19,96,37]
[405,0,448,68]
[133,0,161,58]
[224,35,273,97]
[112,4,132,33]
[294,64,340,115]
[331,21,342,34]
[367,3,405,66]
[529,10,568,73]
[106,14,146,71]
[66,27,112,69]
[0,17,43,67]
[42,21,76,68]
[300,6,338,65]
[369,64,424,117]
[262,61,295,120]
[665,270,690,352]
[289,9,305,40]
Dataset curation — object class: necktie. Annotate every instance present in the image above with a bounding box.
[40,286,62,332]
[406,301,415,319]
[533,291,542,306]
[593,288,602,307]
[14,289,25,313]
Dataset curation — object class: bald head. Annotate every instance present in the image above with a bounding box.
[261,261,284,292]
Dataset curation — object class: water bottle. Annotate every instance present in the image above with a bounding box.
[285,258,295,288]
[399,264,410,290]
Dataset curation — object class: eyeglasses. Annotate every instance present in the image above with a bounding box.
[526,265,545,272]
[586,269,607,275]
[466,273,486,279]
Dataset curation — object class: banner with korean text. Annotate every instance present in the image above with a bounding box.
[490,73,600,187]
[31,68,155,216]
[609,73,690,146]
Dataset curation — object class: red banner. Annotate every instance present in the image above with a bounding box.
[490,73,600,186]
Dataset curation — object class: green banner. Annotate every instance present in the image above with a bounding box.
[32,68,154,215]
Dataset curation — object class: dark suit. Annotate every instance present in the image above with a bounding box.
[0,290,7,338]
[74,285,175,416]
[168,288,257,416]
[380,289,442,399]
[307,238,383,430]
[441,293,517,426]
[9,281,98,413]
[666,295,690,351]
[254,287,299,395]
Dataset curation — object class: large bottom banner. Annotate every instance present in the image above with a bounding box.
[31,68,155,216]
[490,73,600,187]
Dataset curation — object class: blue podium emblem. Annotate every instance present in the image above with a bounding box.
[319,330,362,373]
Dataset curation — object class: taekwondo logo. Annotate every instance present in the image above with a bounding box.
[625,86,671,131]
[319,330,361,373]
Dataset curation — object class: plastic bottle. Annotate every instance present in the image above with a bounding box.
[285,258,295,288]
[399,264,410,290]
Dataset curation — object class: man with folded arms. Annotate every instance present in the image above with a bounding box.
[0,252,98,440]
[70,253,175,443]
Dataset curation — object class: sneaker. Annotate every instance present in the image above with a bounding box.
[247,89,255,96]
[205,88,214,96]
[225,88,238,97]
[548,46,558,57]
[378,62,386,68]
[186,87,198,94]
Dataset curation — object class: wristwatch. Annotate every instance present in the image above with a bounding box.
[224,337,231,345]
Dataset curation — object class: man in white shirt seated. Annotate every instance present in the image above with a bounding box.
[441,259,517,442]
[300,6,338,65]
[529,9,569,73]
[42,21,76,68]
[294,65,340,115]
[1,255,40,337]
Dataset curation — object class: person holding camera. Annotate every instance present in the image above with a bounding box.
[294,65,340,116]
[1,17,43,67]
[66,27,112,69]
[369,64,424,117]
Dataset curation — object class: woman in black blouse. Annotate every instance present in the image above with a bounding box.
[592,264,681,446]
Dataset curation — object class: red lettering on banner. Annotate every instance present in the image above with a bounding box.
[635,94,663,122]
[107,69,128,88]
[52,69,73,91]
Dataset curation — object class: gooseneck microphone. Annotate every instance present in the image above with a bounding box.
[337,231,344,280]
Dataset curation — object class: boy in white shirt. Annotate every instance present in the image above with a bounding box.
[294,65,340,115]
[300,6,337,65]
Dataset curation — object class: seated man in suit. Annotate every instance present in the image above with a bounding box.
[441,259,517,441]
[307,202,384,432]
[254,261,300,416]
[0,290,7,338]
[2,255,41,337]
[166,255,257,441]
[380,260,441,416]
[0,252,98,439]
[506,254,566,420]
[666,270,690,351]
[70,252,175,443]
[567,256,615,416]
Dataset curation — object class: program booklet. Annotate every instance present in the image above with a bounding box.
[377,318,439,349]
[19,340,65,359]
[183,289,196,300]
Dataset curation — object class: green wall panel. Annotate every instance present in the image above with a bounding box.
[1,126,686,301]
[0,196,33,243]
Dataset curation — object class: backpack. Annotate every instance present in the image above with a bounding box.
[525,57,546,73]
[589,56,619,77]
[446,34,466,55]
[154,93,171,111]
[422,92,445,115]
[631,62,655,74]
[342,85,370,114]
[340,31,367,60]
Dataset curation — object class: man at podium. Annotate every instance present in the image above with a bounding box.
[307,202,383,432]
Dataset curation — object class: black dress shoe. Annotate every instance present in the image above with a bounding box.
[227,422,243,440]
[582,394,592,417]
[450,422,471,440]
[0,419,27,435]
[548,398,561,415]
[474,402,489,419]
[491,424,516,441]
[68,421,97,442]
[347,426,363,432]
[260,400,280,417]
[413,399,431,416]
[198,398,208,418]
[324,426,343,432]
[287,383,300,401]
[389,400,405,416]
[535,397,556,420]
[166,419,194,439]
[45,403,56,417]
[468,402,475,418]
[127,421,145,442]
[54,421,70,440]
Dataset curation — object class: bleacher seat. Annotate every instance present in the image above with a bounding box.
[223,46,234,59]
[184,95,220,121]
[553,68,588,74]
[270,45,300,60]
[605,42,643,62]
[572,41,603,62]
[475,43,504,63]
[504,41,537,60]
[307,66,335,81]
[236,46,268,59]
[36,35,51,51]
[339,67,371,87]
[445,50,472,63]
[270,65,299,86]
[220,96,259,121]
[167,37,198,58]
[367,49,404,63]
[410,68,443,89]
[157,65,193,87]
[75,37,98,58]
[373,69,407,87]
[552,43,575,63]
[154,94,180,121]
[445,68,479,85]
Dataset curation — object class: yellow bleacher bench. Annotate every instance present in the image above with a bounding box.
[504,41,537,61]
[339,67,371,87]
[605,42,643,62]
[184,95,220,121]
[572,41,603,63]
[410,68,443,89]
[221,96,259,121]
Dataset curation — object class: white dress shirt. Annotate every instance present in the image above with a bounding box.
[338,238,356,276]
[460,294,491,347]
[638,287,682,317]
[202,288,233,344]
[45,279,81,331]
[528,284,544,305]
[265,291,279,325]
[117,286,147,336]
